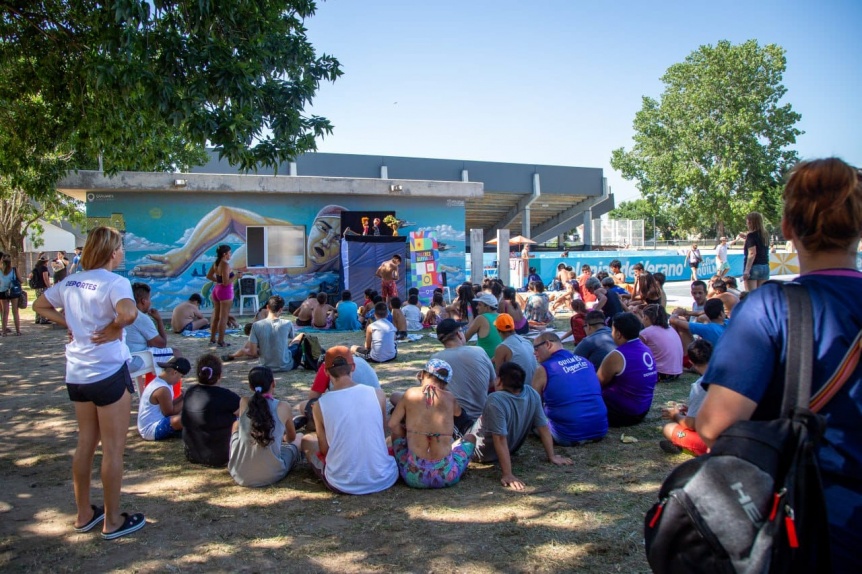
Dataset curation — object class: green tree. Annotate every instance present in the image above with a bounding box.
[0,176,86,261]
[0,0,341,260]
[610,40,801,239]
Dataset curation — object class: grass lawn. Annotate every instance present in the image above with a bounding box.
[0,301,695,573]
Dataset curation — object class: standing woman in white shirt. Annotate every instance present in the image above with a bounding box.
[33,227,145,540]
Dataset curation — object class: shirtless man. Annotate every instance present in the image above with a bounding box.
[552,263,568,292]
[310,292,334,329]
[170,293,209,333]
[708,278,739,318]
[376,254,402,304]
[388,359,476,489]
[294,292,319,327]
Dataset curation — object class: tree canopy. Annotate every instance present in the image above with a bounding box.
[610,40,801,239]
[0,0,341,257]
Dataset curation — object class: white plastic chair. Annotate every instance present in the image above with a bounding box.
[129,350,156,395]
[238,276,258,316]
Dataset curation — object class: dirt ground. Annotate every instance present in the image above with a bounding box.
[0,303,693,573]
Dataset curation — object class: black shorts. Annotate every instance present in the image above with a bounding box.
[67,364,134,406]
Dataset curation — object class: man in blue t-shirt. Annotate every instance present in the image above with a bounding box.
[670,298,726,349]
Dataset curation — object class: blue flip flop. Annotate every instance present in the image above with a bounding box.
[102,512,146,540]
[73,505,105,533]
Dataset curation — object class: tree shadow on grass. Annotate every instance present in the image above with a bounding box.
[0,321,691,572]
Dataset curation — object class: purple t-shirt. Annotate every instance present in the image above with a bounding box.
[541,349,608,442]
[602,339,658,416]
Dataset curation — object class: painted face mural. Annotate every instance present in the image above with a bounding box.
[307,205,345,266]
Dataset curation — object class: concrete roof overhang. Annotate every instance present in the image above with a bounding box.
[57,152,613,243]
[56,171,483,202]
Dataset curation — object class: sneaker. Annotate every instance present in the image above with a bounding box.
[659,440,683,454]
[221,354,234,362]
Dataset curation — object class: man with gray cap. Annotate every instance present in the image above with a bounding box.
[464,292,502,359]
[431,318,496,435]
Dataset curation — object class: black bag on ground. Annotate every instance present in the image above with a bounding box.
[644,283,831,573]
[296,333,324,371]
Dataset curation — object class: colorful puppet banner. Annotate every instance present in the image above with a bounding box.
[409,231,440,303]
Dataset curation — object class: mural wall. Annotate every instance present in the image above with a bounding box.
[86,192,466,313]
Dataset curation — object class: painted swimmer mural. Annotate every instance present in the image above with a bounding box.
[130,204,346,277]
[100,193,467,313]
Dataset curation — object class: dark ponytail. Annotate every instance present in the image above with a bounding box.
[197,354,222,385]
[246,366,275,448]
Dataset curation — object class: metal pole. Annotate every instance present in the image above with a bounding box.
[653,215,657,250]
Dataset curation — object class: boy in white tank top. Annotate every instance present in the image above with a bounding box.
[301,347,397,495]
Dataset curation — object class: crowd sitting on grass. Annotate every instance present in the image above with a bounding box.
[44,159,861,562]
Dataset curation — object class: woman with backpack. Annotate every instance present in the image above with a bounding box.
[697,158,862,570]
[0,254,22,335]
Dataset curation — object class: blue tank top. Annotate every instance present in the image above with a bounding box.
[602,339,658,416]
[603,289,624,320]
[541,349,608,442]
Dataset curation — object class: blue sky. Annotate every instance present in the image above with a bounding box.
[304,0,862,205]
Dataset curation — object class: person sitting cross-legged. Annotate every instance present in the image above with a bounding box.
[333,290,362,331]
[126,282,180,368]
[574,310,617,370]
[471,362,573,490]
[491,313,538,383]
[248,295,298,372]
[294,354,380,433]
[597,312,658,427]
[659,339,712,456]
[351,301,397,363]
[170,293,210,333]
[137,358,190,441]
[531,332,608,445]
[228,366,303,487]
[670,298,727,349]
[464,293,503,359]
[388,359,476,489]
[301,347,398,495]
[402,294,425,332]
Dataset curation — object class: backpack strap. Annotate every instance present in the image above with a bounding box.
[809,327,862,413]
[780,283,814,416]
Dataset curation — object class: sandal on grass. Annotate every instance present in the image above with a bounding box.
[102,512,146,540]
[73,505,105,533]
